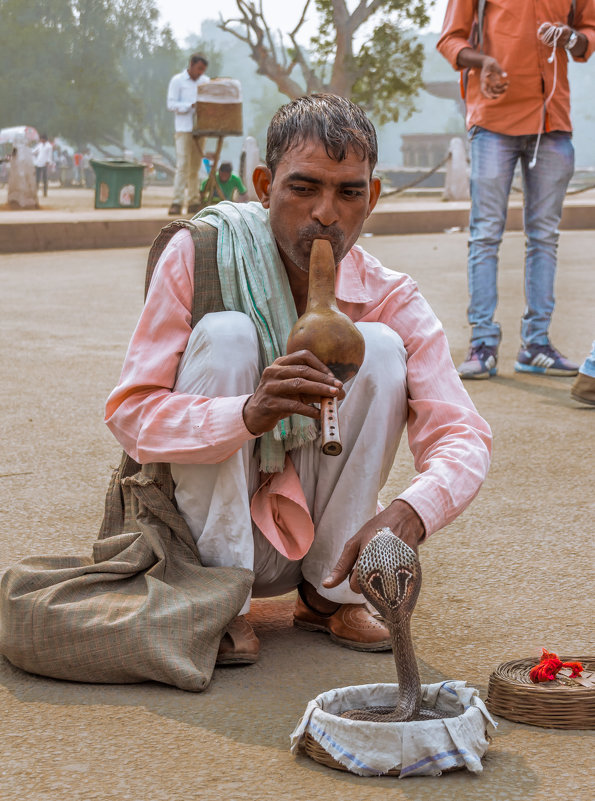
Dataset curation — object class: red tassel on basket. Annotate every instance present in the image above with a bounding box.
[529,649,584,683]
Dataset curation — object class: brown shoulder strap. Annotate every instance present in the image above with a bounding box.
[99,220,224,541]
[189,220,225,328]
[145,219,224,328]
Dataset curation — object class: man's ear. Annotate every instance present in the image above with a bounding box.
[366,176,381,218]
[252,165,272,208]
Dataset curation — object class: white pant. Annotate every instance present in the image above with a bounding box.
[172,132,205,207]
[171,311,408,613]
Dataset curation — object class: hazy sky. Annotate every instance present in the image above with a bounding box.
[154,0,448,46]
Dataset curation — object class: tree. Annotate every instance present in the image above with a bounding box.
[121,19,184,164]
[0,0,180,153]
[219,0,434,125]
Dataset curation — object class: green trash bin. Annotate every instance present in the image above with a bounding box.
[90,159,145,209]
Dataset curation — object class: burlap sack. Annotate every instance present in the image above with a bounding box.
[0,220,253,691]
[0,457,253,690]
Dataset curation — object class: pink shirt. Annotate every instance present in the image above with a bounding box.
[105,229,491,545]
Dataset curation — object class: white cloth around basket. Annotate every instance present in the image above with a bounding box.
[290,680,497,778]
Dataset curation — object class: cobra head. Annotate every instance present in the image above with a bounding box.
[356,528,422,622]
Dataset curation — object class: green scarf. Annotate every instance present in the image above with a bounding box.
[195,201,318,472]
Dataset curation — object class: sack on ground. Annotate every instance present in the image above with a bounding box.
[0,457,253,691]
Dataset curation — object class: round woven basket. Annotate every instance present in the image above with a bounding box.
[303,733,466,776]
[294,682,494,777]
[304,732,398,776]
[486,656,595,729]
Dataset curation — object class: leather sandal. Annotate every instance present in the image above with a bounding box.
[216,615,260,665]
[293,584,392,652]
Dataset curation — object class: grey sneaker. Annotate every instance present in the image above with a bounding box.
[514,343,578,376]
[457,343,498,379]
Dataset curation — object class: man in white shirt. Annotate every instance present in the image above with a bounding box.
[32,134,53,197]
[167,54,209,216]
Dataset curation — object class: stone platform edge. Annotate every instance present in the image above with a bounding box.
[1,204,594,253]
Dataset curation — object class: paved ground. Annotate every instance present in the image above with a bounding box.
[0,231,593,800]
[2,184,594,253]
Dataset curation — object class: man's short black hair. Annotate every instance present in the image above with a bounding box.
[219,162,232,172]
[266,93,378,177]
[189,53,208,67]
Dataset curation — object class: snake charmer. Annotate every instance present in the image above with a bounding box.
[105,94,492,666]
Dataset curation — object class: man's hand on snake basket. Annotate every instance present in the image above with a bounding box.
[242,350,344,437]
[322,499,426,594]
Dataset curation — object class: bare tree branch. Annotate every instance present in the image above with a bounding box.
[218,0,308,99]
[217,0,427,120]
[290,0,313,38]
[327,0,396,94]
[350,0,387,32]
[330,1,355,94]
[288,31,325,93]
[287,0,324,93]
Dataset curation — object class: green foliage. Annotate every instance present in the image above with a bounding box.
[309,0,432,124]
[121,23,183,156]
[0,0,180,151]
[219,0,434,126]
[351,23,426,125]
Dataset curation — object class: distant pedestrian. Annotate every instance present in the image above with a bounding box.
[438,0,595,379]
[167,53,209,216]
[73,151,83,185]
[82,148,94,188]
[57,149,74,187]
[32,134,53,197]
[570,341,595,405]
[201,161,248,203]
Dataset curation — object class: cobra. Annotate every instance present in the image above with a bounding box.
[342,528,447,722]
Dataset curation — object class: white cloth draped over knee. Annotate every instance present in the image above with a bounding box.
[171,311,408,613]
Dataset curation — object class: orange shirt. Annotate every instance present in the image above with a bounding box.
[437,0,595,135]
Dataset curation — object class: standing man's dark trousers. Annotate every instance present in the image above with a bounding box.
[35,165,48,197]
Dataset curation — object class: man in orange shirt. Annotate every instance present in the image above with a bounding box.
[438,0,595,378]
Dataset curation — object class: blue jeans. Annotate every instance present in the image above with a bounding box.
[467,128,574,348]
[579,340,595,377]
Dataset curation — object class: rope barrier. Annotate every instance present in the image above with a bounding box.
[566,182,595,195]
[511,181,595,196]
[380,153,451,198]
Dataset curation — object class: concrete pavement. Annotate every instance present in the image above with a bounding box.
[1,183,595,252]
[0,231,593,800]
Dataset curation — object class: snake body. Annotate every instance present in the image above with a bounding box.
[342,528,449,722]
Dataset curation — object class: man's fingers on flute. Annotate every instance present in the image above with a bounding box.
[279,361,342,388]
[281,376,343,400]
[281,349,337,377]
